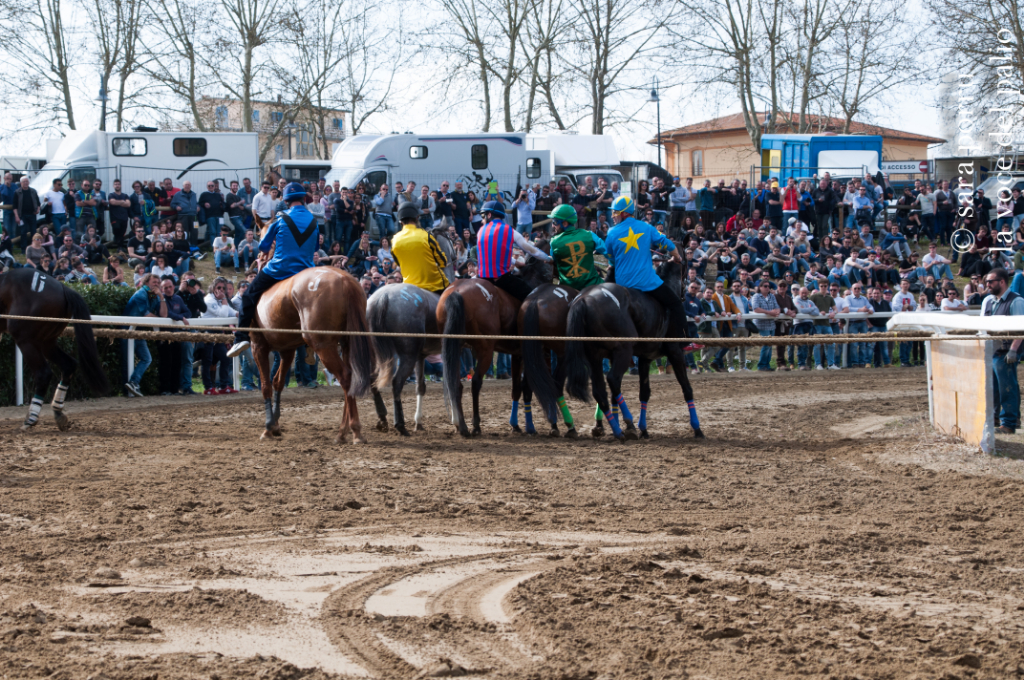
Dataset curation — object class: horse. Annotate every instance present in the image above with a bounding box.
[252,226,374,443]
[0,268,109,430]
[519,282,581,438]
[563,258,704,441]
[438,256,552,437]
[367,227,456,436]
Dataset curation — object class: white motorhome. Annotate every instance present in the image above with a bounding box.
[31,130,260,197]
[273,159,333,183]
[324,132,623,201]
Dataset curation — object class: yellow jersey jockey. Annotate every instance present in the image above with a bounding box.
[391,201,449,294]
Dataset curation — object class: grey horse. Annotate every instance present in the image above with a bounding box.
[368,226,456,435]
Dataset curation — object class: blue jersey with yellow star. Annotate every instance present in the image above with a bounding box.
[603,217,676,292]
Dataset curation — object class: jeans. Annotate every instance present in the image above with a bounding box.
[792,324,814,367]
[375,213,395,239]
[828,273,852,288]
[230,216,245,243]
[337,219,354,251]
[295,345,318,385]
[180,341,195,392]
[215,249,239,270]
[929,263,954,281]
[174,257,191,277]
[487,352,511,376]
[697,329,720,368]
[812,325,836,367]
[935,211,954,244]
[516,221,532,237]
[200,342,231,389]
[847,320,869,365]
[871,334,891,366]
[904,267,929,285]
[240,347,258,389]
[884,241,912,260]
[921,213,935,240]
[993,353,1021,429]
[205,217,221,243]
[19,215,37,253]
[51,212,67,236]
[121,338,152,387]
[757,328,775,370]
[899,339,912,366]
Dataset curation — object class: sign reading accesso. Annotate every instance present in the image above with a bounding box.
[880,160,930,173]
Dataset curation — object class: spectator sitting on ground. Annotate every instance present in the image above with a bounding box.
[940,286,969,312]
[66,257,99,284]
[213,226,240,273]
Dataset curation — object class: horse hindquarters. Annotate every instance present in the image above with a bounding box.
[521,300,559,427]
[564,300,593,402]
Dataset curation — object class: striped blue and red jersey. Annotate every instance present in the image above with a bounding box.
[476,219,516,279]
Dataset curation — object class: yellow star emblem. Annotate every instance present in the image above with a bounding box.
[618,226,642,252]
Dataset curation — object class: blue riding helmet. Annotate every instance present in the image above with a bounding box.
[283,182,307,202]
[481,200,506,219]
[611,195,635,215]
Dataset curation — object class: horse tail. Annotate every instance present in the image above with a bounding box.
[345,296,374,399]
[368,293,396,392]
[522,299,559,424]
[442,292,465,418]
[64,285,110,396]
[564,299,592,403]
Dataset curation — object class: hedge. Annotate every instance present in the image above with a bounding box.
[0,283,167,407]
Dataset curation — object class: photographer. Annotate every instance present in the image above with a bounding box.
[80,225,111,265]
[512,186,536,236]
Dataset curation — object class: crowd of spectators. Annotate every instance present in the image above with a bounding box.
[2,167,1017,393]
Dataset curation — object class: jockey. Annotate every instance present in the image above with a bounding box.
[476,199,552,302]
[549,203,605,290]
[391,200,449,294]
[227,182,318,358]
[604,195,688,339]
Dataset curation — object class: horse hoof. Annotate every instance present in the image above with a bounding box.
[564,428,579,440]
[415,423,427,432]
[458,428,472,438]
[471,427,482,437]
[20,423,33,431]
[623,429,639,441]
[375,420,388,432]
[614,435,626,444]
[54,413,70,432]
[694,429,706,439]
[511,425,523,435]
[639,429,650,439]
[548,427,560,438]
[591,427,604,438]
[625,421,637,432]
[261,430,274,440]
[526,428,537,436]
[395,426,411,437]
[352,436,367,445]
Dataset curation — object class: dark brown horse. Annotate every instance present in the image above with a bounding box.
[437,257,552,437]
[251,267,374,443]
[0,268,109,430]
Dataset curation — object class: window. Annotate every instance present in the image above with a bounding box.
[691,149,703,176]
[252,110,260,123]
[173,138,207,157]
[409,146,428,159]
[275,145,283,161]
[472,144,488,170]
[272,111,284,123]
[215,105,229,128]
[69,167,96,184]
[365,171,387,195]
[526,157,541,179]
[332,118,343,130]
[112,137,147,157]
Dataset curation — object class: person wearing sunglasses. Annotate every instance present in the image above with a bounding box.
[981,268,1024,433]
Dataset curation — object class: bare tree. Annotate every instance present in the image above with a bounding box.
[89,0,147,131]
[519,0,573,131]
[143,0,213,130]
[434,0,495,130]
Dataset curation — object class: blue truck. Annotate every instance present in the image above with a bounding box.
[759,134,883,183]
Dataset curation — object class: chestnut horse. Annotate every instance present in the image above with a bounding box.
[250,265,373,443]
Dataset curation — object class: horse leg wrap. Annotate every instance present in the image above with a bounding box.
[687,400,701,431]
[51,383,69,413]
[25,397,44,427]
[524,402,535,432]
[557,396,574,427]
[608,405,623,437]
[639,402,648,431]
[616,394,633,423]
[595,405,604,422]
[509,400,519,428]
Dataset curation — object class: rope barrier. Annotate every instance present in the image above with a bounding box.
[0,313,1012,346]
[60,328,235,343]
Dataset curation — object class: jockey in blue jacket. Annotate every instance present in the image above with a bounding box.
[227,182,318,358]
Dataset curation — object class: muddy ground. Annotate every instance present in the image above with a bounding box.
[2,368,1023,680]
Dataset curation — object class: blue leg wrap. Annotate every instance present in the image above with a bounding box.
[524,401,536,433]
[639,401,647,430]
[608,405,623,437]
[616,394,633,423]
[510,400,519,427]
[687,400,701,431]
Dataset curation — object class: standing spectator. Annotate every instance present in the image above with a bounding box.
[512,186,535,236]
[12,176,40,254]
[891,279,917,367]
[416,186,435,231]
[915,184,936,242]
[782,177,800,226]
[791,286,820,370]
[0,172,16,239]
[710,280,740,371]
[726,280,752,370]
[373,184,395,239]
[251,180,275,232]
[74,179,100,236]
[772,283,798,369]
[238,177,257,230]
[178,274,207,395]
[981,268,1024,433]
[226,180,247,242]
[122,273,167,397]
[199,181,225,245]
[435,181,455,230]
[200,277,237,395]
[750,280,780,371]
[845,283,873,368]
[170,181,199,247]
[696,286,721,371]
[42,178,69,235]
[868,287,892,367]
[450,181,471,235]
[213,225,240,273]
[336,187,356,251]
[157,278,190,395]
[809,284,839,369]
[107,179,131,249]
[697,179,716,229]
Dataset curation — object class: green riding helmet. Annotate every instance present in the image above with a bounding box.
[548,204,578,225]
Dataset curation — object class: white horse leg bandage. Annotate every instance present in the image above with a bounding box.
[52,383,69,412]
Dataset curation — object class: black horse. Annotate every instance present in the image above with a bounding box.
[563,258,704,441]
[0,268,109,430]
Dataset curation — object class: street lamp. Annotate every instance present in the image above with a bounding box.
[96,73,110,132]
[648,78,661,170]
[285,120,297,160]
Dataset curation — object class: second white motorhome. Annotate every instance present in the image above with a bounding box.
[324,132,624,201]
